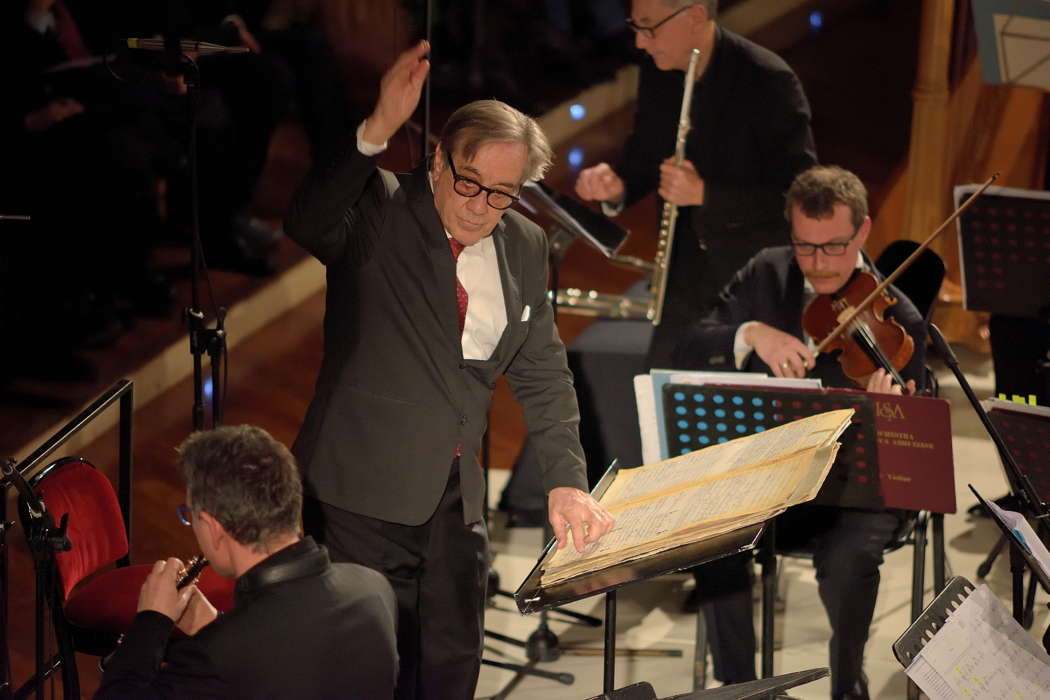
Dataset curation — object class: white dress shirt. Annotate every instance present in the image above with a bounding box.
[357,122,508,360]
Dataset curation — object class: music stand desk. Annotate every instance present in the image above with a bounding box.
[515,463,766,695]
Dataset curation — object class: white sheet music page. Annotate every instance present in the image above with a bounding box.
[906,584,1050,699]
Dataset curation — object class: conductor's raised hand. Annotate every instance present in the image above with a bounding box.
[548,487,615,553]
[575,163,625,205]
[363,40,431,146]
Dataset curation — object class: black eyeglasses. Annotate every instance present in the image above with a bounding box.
[626,3,696,39]
[790,230,859,256]
[446,157,519,211]
[176,503,194,526]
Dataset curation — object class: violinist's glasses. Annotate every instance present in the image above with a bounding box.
[791,230,859,256]
[447,157,519,210]
[176,503,194,526]
[626,3,697,39]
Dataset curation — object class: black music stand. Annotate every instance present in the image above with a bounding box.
[518,181,631,263]
[514,462,765,697]
[584,667,829,699]
[929,324,1050,630]
[954,184,1050,319]
[657,379,955,687]
[954,184,1050,401]
[973,401,1050,626]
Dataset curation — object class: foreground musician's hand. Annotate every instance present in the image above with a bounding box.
[659,157,705,206]
[548,487,615,553]
[575,163,625,205]
[138,558,193,620]
[176,587,219,636]
[865,367,916,396]
[745,322,815,378]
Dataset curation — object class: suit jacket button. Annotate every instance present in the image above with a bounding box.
[459,416,468,425]
[458,362,466,369]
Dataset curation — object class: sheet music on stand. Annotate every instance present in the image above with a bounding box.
[635,371,957,513]
[893,577,1050,699]
[970,484,1050,592]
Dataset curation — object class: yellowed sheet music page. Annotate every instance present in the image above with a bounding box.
[600,410,853,508]
[540,410,853,585]
[546,445,837,576]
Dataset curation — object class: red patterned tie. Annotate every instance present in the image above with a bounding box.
[448,237,468,458]
[448,238,468,336]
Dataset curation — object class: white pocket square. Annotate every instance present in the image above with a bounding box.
[520,305,531,322]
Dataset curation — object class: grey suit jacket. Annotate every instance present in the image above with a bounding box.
[286,145,588,525]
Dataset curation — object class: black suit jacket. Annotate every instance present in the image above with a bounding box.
[96,537,399,699]
[672,246,927,391]
[617,27,817,365]
[285,145,588,526]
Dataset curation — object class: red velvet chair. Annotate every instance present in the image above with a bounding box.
[23,457,235,696]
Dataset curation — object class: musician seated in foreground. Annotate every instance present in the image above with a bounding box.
[672,165,926,700]
[96,425,398,699]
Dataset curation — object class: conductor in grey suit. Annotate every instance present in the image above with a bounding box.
[285,40,614,700]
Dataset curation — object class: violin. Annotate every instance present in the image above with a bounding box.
[803,270,914,388]
[799,172,1000,392]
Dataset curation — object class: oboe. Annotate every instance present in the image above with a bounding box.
[176,555,209,589]
[648,48,701,326]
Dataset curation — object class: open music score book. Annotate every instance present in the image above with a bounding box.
[540,409,853,586]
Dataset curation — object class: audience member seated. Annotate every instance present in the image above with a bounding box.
[125,1,295,276]
[96,424,399,699]
[0,0,175,382]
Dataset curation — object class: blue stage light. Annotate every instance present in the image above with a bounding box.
[204,377,213,400]
[809,11,823,30]
[567,147,584,169]
[569,103,586,120]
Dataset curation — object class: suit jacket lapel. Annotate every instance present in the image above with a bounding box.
[491,218,520,344]
[405,164,462,353]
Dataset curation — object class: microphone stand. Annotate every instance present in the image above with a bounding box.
[928,324,1050,634]
[166,48,228,431]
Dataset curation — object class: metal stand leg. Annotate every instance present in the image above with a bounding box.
[604,591,617,694]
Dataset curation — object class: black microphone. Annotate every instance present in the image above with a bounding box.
[123,38,250,56]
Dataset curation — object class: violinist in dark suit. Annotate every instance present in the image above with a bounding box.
[673,165,926,700]
[285,41,614,700]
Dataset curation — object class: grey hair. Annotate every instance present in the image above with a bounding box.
[439,99,553,183]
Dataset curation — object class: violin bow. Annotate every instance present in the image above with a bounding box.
[813,172,999,356]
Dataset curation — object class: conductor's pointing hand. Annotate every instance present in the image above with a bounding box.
[548,487,615,553]
[363,40,431,146]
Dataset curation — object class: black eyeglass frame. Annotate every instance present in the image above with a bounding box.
[790,229,860,257]
[176,503,194,526]
[625,3,697,39]
[446,156,520,211]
